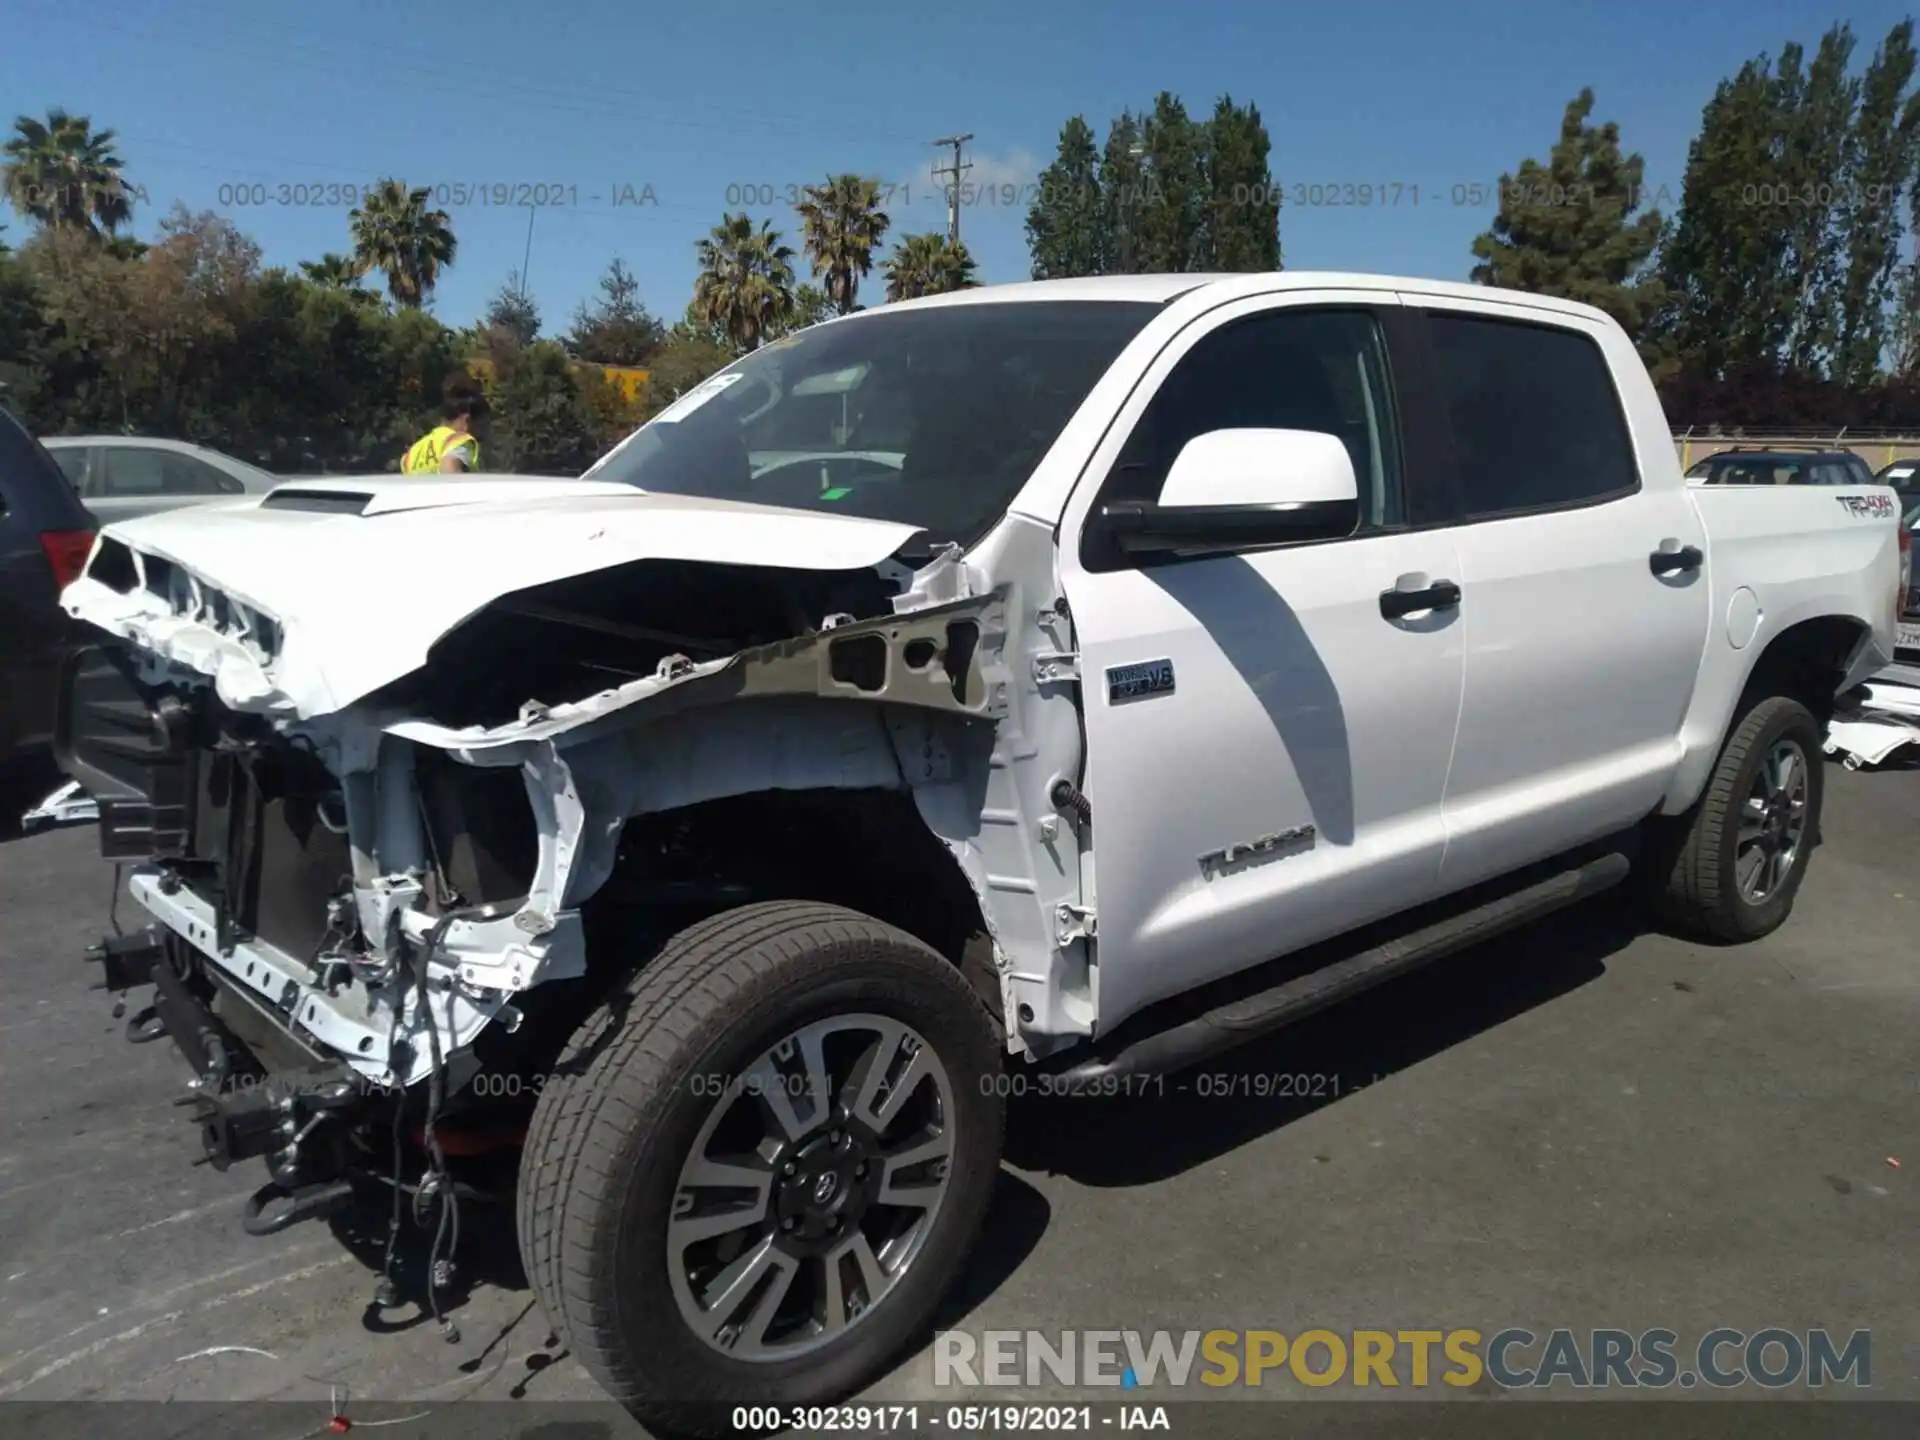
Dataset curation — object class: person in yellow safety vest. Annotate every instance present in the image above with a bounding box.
[403,379,491,474]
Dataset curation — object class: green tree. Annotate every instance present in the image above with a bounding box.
[1832,21,1920,388]
[1776,26,1864,372]
[1099,111,1152,273]
[2,109,133,235]
[0,247,46,419]
[882,232,978,301]
[1027,116,1105,279]
[795,174,891,315]
[1655,57,1799,377]
[766,283,833,341]
[486,339,602,473]
[642,331,736,419]
[18,210,251,437]
[566,257,663,364]
[349,178,457,308]
[299,252,378,304]
[1653,24,1913,379]
[579,367,648,453]
[693,212,796,352]
[483,270,541,347]
[1469,89,1667,339]
[1135,93,1208,271]
[672,298,738,354]
[1203,96,1281,271]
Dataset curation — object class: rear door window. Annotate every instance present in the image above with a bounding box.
[1424,312,1639,519]
[102,448,240,496]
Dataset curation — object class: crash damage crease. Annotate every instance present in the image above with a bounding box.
[67,521,1097,1080]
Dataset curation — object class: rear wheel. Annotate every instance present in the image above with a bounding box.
[518,901,1004,1435]
[1654,695,1824,942]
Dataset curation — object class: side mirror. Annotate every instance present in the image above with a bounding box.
[1098,428,1361,559]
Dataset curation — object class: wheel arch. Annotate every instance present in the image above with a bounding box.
[1665,613,1866,816]
[583,784,1003,1024]
[547,695,1005,1026]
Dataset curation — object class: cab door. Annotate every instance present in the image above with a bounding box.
[1057,296,1467,1035]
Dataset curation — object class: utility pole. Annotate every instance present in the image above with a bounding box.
[520,205,537,296]
[931,133,973,246]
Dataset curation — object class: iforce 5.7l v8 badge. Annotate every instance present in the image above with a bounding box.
[1107,658,1175,704]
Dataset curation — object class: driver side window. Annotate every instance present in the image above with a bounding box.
[1102,307,1404,529]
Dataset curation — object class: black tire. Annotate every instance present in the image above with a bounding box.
[517,900,1005,1435]
[1654,695,1825,943]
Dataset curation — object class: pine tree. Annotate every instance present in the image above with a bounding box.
[1099,112,1149,274]
[1832,21,1920,387]
[1468,89,1666,339]
[1135,93,1207,272]
[1026,116,1104,279]
[1655,58,1798,378]
[1203,95,1281,272]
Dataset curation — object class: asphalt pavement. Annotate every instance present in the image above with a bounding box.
[1,760,1916,1433]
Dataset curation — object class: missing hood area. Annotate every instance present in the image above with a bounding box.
[65,518,1005,745]
[372,547,995,739]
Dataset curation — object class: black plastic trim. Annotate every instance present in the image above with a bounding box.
[259,489,372,515]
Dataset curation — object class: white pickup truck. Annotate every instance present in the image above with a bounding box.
[55,273,1909,1430]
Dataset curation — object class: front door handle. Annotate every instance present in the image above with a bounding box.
[1649,544,1703,576]
[1379,579,1461,620]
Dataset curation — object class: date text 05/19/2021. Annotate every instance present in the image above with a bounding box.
[728,1404,1170,1433]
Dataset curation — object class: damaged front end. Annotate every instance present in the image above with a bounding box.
[59,503,1094,1239]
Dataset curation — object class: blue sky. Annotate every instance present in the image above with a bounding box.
[3,0,1912,335]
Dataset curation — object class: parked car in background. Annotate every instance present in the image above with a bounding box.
[1875,458,1919,501]
[42,436,280,523]
[0,407,94,829]
[1903,498,1920,656]
[1686,445,1877,487]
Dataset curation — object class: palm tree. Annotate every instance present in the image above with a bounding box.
[795,174,890,316]
[693,212,796,352]
[2,109,133,235]
[301,252,362,287]
[883,233,979,303]
[348,179,457,308]
[301,251,379,306]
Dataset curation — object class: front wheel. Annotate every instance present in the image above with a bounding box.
[1653,695,1825,942]
[518,901,1005,1434]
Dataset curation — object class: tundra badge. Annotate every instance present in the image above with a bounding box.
[1199,824,1317,878]
[1107,658,1175,704]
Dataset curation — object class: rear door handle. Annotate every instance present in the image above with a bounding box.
[1649,544,1703,576]
[1379,579,1461,620]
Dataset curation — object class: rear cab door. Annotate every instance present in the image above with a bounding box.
[1057,290,1468,1032]
[1394,291,1712,889]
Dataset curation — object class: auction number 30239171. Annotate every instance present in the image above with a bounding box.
[728,1405,1173,1432]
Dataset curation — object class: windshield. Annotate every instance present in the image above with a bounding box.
[585,300,1159,549]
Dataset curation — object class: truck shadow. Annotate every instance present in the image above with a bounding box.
[302,900,1631,1342]
[1001,894,1638,1187]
